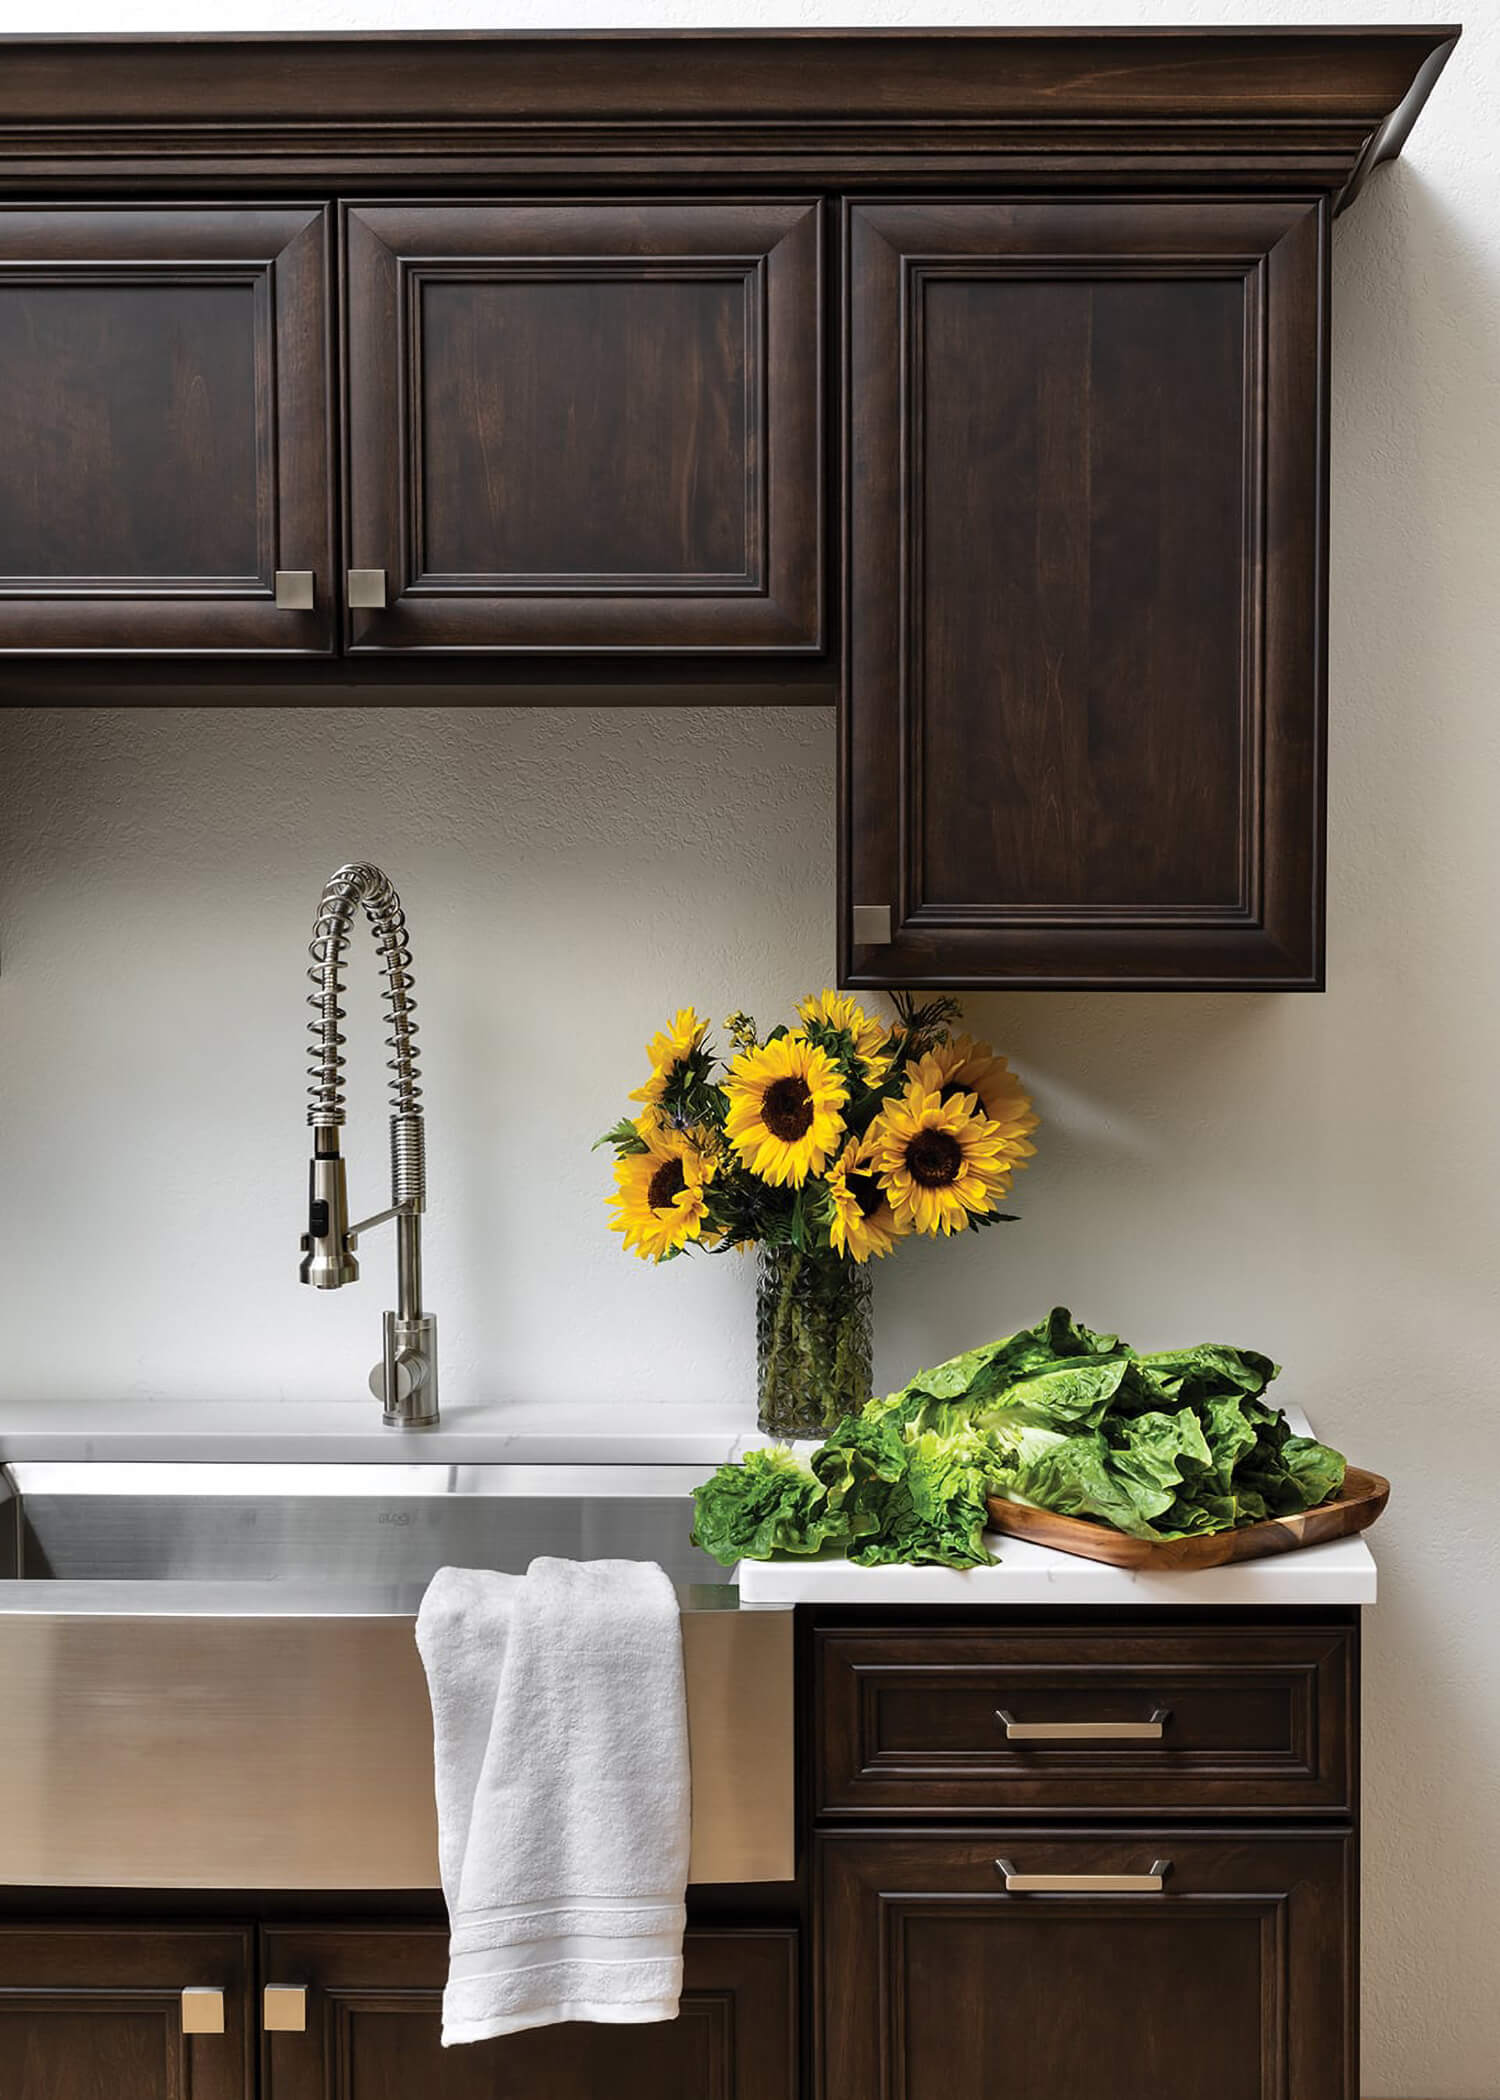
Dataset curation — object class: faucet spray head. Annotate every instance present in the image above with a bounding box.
[299,1131,359,1289]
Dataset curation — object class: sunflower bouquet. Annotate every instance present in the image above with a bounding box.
[601,991,1038,1436]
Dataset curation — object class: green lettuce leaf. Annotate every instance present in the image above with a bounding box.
[690,1445,849,1566]
[692,1309,1346,1567]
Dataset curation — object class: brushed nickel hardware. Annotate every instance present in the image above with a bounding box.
[347,566,387,608]
[301,865,438,1427]
[997,1858,1171,1894]
[263,1985,307,2032]
[852,904,892,945]
[273,569,315,611]
[996,1707,1171,1742]
[181,1987,225,2034]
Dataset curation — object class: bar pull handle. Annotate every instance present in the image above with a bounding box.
[264,1985,308,2032]
[997,1858,1172,1894]
[180,1988,225,2035]
[347,567,387,609]
[996,1706,1170,1742]
[273,569,315,610]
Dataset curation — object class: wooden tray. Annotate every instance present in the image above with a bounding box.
[985,1466,1389,1571]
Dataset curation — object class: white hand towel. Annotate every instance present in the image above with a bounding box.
[415,1557,691,2046]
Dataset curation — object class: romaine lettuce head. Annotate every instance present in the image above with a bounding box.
[690,1445,849,1567]
[689,1309,1345,1567]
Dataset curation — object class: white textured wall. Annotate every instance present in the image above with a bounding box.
[1,4,1497,2093]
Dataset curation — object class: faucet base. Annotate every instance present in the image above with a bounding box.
[370,1312,440,1428]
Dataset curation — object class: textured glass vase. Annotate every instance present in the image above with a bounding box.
[755,1246,873,1440]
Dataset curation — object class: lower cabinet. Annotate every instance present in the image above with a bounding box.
[261,1923,798,2100]
[0,1924,253,2100]
[817,1831,1354,2100]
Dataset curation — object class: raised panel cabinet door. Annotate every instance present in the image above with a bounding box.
[0,208,334,654]
[843,196,1327,989]
[817,1830,1354,2100]
[260,1923,798,2099]
[342,200,823,653]
[0,1924,252,2100]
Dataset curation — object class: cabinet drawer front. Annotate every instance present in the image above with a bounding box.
[817,1830,1353,2100]
[343,199,823,653]
[815,1624,1354,1815]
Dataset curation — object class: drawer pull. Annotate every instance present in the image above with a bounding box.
[996,1706,1170,1741]
[997,1857,1171,1894]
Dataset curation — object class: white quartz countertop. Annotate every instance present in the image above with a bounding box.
[736,1530,1376,1605]
[0,1397,762,1468]
[0,1398,1378,1605]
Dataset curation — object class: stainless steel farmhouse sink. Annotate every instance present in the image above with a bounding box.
[4,1460,728,1589]
[0,1462,791,1891]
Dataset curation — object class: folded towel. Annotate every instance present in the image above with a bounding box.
[415,1557,691,2046]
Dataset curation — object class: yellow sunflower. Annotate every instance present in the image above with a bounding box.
[797,987,894,1087]
[629,1005,709,1129]
[870,1081,1014,1235]
[725,1033,848,1188]
[905,1036,1039,1164]
[607,1124,715,1263]
[825,1138,907,1262]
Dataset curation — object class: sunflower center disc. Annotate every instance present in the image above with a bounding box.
[647,1158,688,1210]
[850,1172,886,1219]
[761,1077,815,1141]
[907,1131,964,1187]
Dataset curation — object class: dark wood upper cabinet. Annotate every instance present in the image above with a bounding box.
[0,1924,252,2100]
[841,195,1328,991]
[0,208,333,655]
[0,31,1458,986]
[260,1923,797,2100]
[342,200,823,654]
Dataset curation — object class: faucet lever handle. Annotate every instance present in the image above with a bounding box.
[370,1311,439,1428]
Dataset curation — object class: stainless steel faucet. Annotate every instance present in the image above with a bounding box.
[299,863,438,1427]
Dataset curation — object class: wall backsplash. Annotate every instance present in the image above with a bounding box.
[3,3,1500,2094]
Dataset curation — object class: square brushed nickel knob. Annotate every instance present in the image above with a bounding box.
[181,1987,225,2035]
[273,569,315,611]
[346,567,388,609]
[264,1985,308,2032]
[852,905,892,945]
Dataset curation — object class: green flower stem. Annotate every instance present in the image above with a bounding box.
[756,1247,873,1439]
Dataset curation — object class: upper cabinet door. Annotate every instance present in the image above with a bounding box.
[843,197,1326,990]
[342,200,823,654]
[0,208,333,655]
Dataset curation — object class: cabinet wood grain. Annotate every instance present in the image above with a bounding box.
[817,1830,1355,2100]
[342,200,823,654]
[260,1923,797,2100]
[814,1621,1356,1817]
[0,1924,252,2100]
[0,208,333,655]
[842,195,1328,989]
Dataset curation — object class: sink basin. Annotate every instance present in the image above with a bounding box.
[0,1460,791,1891]
[4,1460,726,1591]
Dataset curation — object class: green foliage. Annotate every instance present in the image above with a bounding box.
[689,1307,1347,1569]
[688,1446,849,1563]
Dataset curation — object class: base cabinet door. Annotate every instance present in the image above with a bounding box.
[817,1832,1353,2100]
[0,1925,252,2100]
[261,1923,797,2100]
